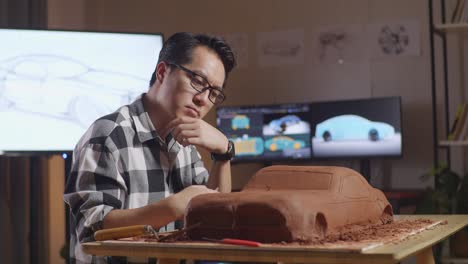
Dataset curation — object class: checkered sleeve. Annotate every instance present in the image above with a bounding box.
[190,146,209,185]
[64,143,127,243]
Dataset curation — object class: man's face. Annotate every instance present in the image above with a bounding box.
[157,46,226,120]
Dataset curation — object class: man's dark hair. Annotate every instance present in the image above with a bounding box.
[149,32,236,88]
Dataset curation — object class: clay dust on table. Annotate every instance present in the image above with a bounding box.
[280,218,446,249]
[125,218,446,251]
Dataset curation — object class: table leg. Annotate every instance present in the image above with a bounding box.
[416,247,435,264]
[157,258,180,264]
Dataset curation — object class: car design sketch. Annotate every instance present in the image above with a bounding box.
[185,165,393,242]
[378,25,409,55]
[265,136,305,151]
[261,41,302,57]
[231,115,250,130]
[318,30,347,61]
[315,114,395,142]
[231,136,264,156]
[0,54,147,127]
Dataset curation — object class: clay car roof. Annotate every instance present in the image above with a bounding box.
[243,165,364,193]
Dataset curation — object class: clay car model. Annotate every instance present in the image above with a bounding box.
[315,114,395,142]
[185,165,393,242]
[265,136,305,151]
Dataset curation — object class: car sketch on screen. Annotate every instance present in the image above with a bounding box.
[231,135,264,156]
[312,114,401,157]
[231,114,250,130]
[0,54,147,128]
[263,114,310,135]
[315,114,395,141]
[265,136,305,152]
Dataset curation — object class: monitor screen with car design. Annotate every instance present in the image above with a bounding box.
[216,103,312,162]
[0,28,163,153]
[216,96,402,163]
[309,96,402,159]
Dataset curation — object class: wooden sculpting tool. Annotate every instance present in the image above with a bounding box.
[94,225,158,241]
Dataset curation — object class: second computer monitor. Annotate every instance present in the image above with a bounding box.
[216,103,312,162]
[216,96,402,163]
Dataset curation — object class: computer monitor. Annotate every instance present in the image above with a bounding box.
[309,96,403,159]
[216,103,312,162]
[0,28,163,153]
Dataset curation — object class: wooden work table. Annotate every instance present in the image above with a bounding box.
[82,215,468,264]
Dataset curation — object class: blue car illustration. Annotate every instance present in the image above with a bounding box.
[231,136,264,156]
[231,115,250,130]
[265,136,305,152]
[315,115,395,142]
[268,115,301,133]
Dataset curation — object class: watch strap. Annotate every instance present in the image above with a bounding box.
[211,140,235,161]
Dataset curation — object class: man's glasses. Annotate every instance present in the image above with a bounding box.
[168,63,226,105]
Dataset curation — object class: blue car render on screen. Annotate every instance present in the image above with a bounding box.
[267,115,301,134]
[315,114,395,142]
[265,136,305,151]
[231,114,250,130]
[216,103,312,162]
[262,113,311,159]
[309,97,403,159]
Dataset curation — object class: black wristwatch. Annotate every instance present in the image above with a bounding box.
[211,140,235,161]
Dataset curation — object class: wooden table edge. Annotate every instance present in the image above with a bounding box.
[82,215,468,264]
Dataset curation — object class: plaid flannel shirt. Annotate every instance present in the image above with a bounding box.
[64,94,209,264]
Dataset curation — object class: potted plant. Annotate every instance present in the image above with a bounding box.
[452,169,468,258]
[417,163,468,258]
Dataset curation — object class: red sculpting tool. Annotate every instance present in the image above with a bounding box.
[202,237,261,247]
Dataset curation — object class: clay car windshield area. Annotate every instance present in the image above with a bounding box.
[244,168,333,190]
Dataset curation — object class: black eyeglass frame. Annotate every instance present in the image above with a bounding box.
[167,63,226,105]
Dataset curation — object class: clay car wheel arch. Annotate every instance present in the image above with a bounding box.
[380,205,393,224]
[315,212,327,238]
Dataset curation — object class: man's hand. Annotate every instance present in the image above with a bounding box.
[162,117,228,153]
[169,185,218,218]
[103,185,218,230]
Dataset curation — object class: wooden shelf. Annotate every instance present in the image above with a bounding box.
[439,140,468,147]
[434,23,468,35]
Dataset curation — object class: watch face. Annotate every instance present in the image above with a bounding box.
[229,140,235,156]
